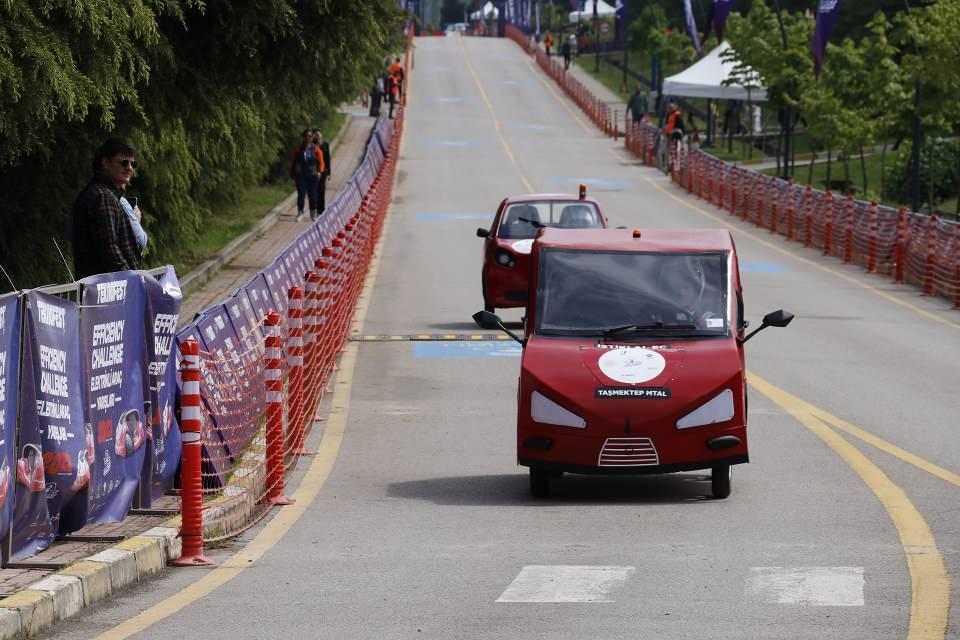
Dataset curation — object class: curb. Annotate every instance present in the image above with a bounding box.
[0,525,180,638]
[179,112,356,295]
[0,425,268,638]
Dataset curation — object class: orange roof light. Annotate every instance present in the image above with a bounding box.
[579,184,587,200]
[632,230,642,238]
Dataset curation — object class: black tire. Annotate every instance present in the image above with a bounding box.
[529,467,551,498]
[711,465,731,499]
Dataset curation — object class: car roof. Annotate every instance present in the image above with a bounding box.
[536,228,735,252]
[504,194,601,205]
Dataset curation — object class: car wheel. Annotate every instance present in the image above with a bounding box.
[711,465,731,499]
[529,467,551,498]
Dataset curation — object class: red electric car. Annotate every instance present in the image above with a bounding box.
[474,228,793,499]
[475,189,607,321]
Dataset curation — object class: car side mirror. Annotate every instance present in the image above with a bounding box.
[740,309,794,343]
[476,227,490,238]
[472,310,525,345]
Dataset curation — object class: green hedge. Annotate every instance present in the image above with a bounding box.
[0,0,405,290]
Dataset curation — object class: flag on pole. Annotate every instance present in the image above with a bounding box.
[812,0,841,76]
[702,0,734,44]
[615,1,626,41]
[684,0,703,56]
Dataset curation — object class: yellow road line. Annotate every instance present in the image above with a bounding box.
[95,64,409,640]
[641,174,960,332]
[749,372,950,640]
[457,37,535,194]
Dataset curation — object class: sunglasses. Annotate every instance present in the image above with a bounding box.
[117,159,138,169]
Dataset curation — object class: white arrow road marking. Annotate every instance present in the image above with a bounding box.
[497,565,635,603]
[746,567,865,606]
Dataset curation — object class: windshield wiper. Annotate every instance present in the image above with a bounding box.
[518,217,545,228]
[601,321,697,336]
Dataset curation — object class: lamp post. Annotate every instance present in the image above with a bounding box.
[903,0,922,213]
[771,0,792,179]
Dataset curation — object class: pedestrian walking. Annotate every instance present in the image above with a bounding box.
[561,35,573,71]
[70,137,143,279]
[311,129,332,219]
[666,103,686,142]
[625,86,649,124]
[289,129,325,221]
[544,31,554,57]
[385,71,398,119]
[370,76,384,117]
[389,57,404,101]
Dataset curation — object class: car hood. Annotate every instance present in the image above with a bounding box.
[522,337,743,431]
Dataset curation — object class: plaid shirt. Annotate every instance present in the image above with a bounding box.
[71,176,143,279]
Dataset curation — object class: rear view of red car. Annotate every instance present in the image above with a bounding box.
[475,189,606,323]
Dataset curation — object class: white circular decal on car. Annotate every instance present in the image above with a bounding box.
[598,348,666,384]
[512,239,534,254]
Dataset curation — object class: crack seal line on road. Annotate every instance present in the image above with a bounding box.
[749,372,951,640]
[351,334,512,341]
[457,36,535,194]
[92,52,412,640]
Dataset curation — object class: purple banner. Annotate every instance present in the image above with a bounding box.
[140,268,183,505]
[614,1,626,42]
[14,291,87,556]
[0,294,19,545]
[77,272,147,525]
[812,0,840,77]
[684,0,702,56]
[703,0,733,44]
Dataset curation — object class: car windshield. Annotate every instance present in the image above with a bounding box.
[536,249,730,337]
[497,201,603,239]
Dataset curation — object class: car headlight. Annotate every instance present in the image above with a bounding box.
[531,391,586,429]
[676,389,735,429]
[495,248,516,268]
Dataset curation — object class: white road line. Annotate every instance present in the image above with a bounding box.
[496,565,635,603]
[746,567,865,607]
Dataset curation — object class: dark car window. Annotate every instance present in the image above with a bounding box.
[536,249,729,337]
[498,201,603,239]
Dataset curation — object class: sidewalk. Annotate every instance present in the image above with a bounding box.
[0,106,380,638]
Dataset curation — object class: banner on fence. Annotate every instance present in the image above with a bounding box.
[78,272,147,524]
[14,291,86,555]
[0,294,20,545]
[140,267,183,505]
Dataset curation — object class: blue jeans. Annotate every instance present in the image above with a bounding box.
[295,174,318,214]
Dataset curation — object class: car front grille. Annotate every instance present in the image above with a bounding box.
[598,437,659,467]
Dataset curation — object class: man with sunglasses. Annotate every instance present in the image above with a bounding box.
[71,138,144,279]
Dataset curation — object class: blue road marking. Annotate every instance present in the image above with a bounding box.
[429,96,466,104]
[547,177,632,189]
[740,263,788,273]
[413,342,522,359]
[512,122,557,131]
[422,140,480,147]
[415,213,494,221]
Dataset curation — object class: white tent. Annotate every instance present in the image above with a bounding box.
[568,0,617,22]
[471,1,497,20]
[661,41,767,102]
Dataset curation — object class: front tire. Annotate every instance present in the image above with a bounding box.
[711,465,731,499]
[529,468,551,498]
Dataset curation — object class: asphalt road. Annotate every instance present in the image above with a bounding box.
[46,35,958,640]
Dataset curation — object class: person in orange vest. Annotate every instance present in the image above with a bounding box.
[544,31,554,57]
[389,57,404,101]
[384,71,398,119]
[665,103,686,142]
[289,129,325,221]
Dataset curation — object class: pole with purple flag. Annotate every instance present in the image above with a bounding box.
[684,0,703,56]
[812,0,841,77]
[703,0,734,44]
